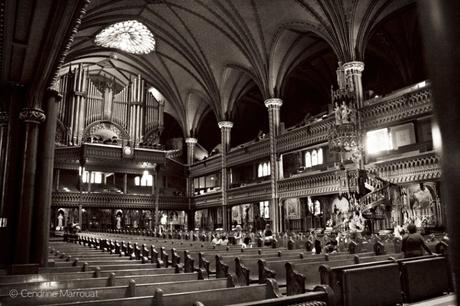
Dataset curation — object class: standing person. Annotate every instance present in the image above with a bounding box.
[234,225,243,246]
[401,224,433,258]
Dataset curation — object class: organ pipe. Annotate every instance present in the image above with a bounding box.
[57,68,163,147]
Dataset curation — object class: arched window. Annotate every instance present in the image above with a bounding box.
[312,150,318,166]
[267,162,271,175]
[259,201,270,219]
[258,164,263,177]
[134,176,140,186]
[305,152,312,168]
[317,148,323,165]
[263,163,268,176]
[140,170,153,186]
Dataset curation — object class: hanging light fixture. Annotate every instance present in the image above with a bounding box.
[95,20,156,54]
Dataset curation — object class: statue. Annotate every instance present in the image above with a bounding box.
[116,215,122,229]
[57,213,64,230]
[341,101,352,124]
[334,102,342,125]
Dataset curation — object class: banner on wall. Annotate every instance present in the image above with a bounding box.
[232,206,241,224]
[284,198,301,219]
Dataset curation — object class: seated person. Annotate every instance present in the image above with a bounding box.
[211,234,222,246]
[263,224,273,246]
[243,235,252,248]
[220,235,229,246]
[402,224,433,258]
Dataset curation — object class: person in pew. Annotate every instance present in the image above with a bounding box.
[263,224,273,246]
[402,224,434,258]
[221,235,229,246]
[211,234,223,246]
[325,233,338,254]
[243,234,252,248]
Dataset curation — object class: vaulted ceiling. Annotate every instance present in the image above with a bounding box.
[1,0,425,150]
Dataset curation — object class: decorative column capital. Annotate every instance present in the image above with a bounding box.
[46,86,63,101]
[185,137,198,145]
[264,98,283,109]
[0,112,8,126]
[218,121,233,129]
[342,61,365,74]
[19,108,46,124]
[158,99,165,106]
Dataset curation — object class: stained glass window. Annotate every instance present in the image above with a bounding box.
[95,20,156,54]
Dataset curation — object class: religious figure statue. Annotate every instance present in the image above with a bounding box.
[341,101,352,124]
[116,215,122,229]
[57,213,64,230]
[334,102,342,125]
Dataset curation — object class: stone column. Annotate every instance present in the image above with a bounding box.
[187,210,195,231]
[218,121,233,231]
[418,0,460,294]
[31,88,62,266]
[16,107,46,263]
[185,137,197,165]
[264,98,283,233]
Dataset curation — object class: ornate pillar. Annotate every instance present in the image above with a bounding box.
[341,61,365,169]
[342,61,365,108]
[16,107,46,263]
[31,88,62,266]
[185,137,197,165]
[264,98,283,233]
[218,121,233,231]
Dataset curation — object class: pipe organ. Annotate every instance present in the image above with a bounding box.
[57,65,164,147]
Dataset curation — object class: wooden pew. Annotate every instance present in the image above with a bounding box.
[258,252,373,288]
[216,251,305,280]
[0,267,177,284]
[39,263,159,274]
[341,263,402,306]
[234,253,306,285]
[0,271,207,295]
[320,255,449,306]
[0,275,231,305]
[400,256,452,303]
[50,278,280,306]
[225,285,334,306]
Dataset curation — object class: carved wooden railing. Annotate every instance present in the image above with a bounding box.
[278,169,344,198]
[227,181,271,205]
[55,143,166,164]
[359,184,389,212]
[52,192,188,210]
[277,117,333,154]
[362,85,432,129]
[366,151,440,184]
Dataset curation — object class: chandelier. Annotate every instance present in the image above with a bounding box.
[95,20,156,54]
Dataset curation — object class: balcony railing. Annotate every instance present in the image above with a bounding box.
[52,191,188,210]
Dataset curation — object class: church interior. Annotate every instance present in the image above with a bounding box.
[0,0,459,305]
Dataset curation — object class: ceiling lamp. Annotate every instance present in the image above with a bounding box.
[95,20,155,54]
